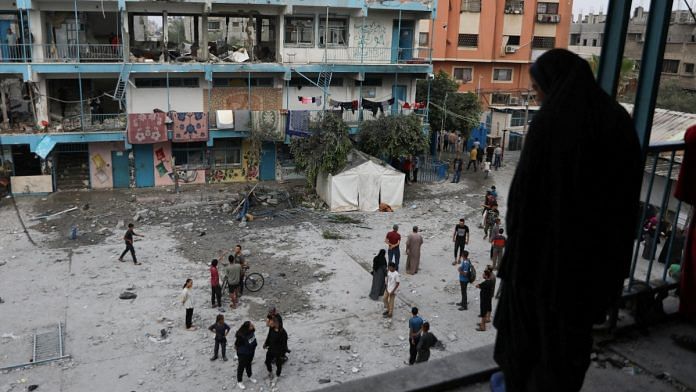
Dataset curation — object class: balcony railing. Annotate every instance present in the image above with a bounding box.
[536,13,561,23]
[504,1,525,14]
[611,140,687,329]
[324,47,392,63]
[0,44,123,63]
[283,46,431,64]
[59,113,127,132]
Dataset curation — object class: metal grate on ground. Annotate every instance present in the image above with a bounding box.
[0,322,70,371]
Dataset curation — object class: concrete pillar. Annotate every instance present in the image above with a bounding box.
[34,76,49,126]
[28,9,44,62]
[201,14,209,60]
[121,10,130,61]
[162,11,169,63]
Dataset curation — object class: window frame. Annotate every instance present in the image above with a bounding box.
[536,2,559,15]
[284,16,315,47]
[683,63,694,74]
[134,78,200,88]
[172,142,208,169]
[457,34,479,48]
[532,36,556,49]
[460,0,482,12]
[318,17,349,47]
[452,67,473,83]
[662,59,680,74]
[212,139,242,167]
[492,68,513,83]
[418,32,429,46]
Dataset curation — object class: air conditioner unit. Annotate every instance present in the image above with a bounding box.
[505,46,517,54]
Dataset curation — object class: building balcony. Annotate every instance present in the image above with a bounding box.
[536,13,561,24]
[504,1,525,14]
[282,46,431,65]
[0,44,123,63]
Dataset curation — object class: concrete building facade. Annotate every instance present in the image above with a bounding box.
[0,0,433,192]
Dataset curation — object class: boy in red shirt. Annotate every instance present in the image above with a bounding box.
[385,224,402,271]
[210,259,222,309]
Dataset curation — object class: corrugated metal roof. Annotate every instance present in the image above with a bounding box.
[621,103,696,143]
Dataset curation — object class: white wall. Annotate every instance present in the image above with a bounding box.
[127,86,204,113]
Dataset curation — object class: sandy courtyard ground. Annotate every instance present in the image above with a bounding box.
[0,155,516,392]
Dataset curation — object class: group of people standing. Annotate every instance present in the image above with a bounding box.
[392,156,420,183]
[451,139,503,182]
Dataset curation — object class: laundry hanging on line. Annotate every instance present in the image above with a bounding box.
[401,101,427,109]
[298,96,323,107]
[362,98,395,116]
[329,99,359,114]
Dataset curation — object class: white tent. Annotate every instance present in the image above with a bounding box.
[316,150,405,212]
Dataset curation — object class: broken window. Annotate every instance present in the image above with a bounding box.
[167,15,199,56]
[172,142,207,167]
[133,15,163,43]
[212,139,242,167]
[285,17,314,46]
[319,18,348,47]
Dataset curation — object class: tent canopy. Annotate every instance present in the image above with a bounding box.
[316,150,405,212]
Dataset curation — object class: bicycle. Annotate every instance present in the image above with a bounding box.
[222,267,265,293]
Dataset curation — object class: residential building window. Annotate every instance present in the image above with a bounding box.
[662,59,680,74]
[458,34,479,47]
[134,78,200,88]
[583,38,588,46]
[685,63,695,74]
[212,139,242,167]
[419,32,429,46]
[504,1,524,14]
[461,0,481,12]
[510,110,525,126]
[493,68,513,82]
[319,17,348,47]
[536,2,559,14]
[453,67,473,82]
[532,36,555,49]
[627,33,643,41]
[354,78,383,86]
[285,16,314,46]
[491,93,510,104]
[213,78,274,87]
[506,35,521,45]
[592,39,597,47]
[208,20,221,30]
[172,142,207,168]
[570,34,580,45]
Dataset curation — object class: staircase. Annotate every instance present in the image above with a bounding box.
[110,63,133,110]
[55,153,91,190]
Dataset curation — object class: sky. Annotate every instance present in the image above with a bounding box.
[572,0,695,17]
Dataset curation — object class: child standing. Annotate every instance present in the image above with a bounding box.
[210,259,222,309]
[208,314,230,361]
[181,279,197,330]
[235,321,258,390]
[476,269,496,331]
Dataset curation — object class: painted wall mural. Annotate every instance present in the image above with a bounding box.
[205,88,283,113]
[88,142,127,189]
[354,21,388,47]
[153,142,206,186]
[205,140,259,183]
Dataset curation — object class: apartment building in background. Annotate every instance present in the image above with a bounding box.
[0,0,432,192]
[570,6,696,91]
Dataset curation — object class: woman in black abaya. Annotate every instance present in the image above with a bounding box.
[369,249,387,300]
[493,49,643,392]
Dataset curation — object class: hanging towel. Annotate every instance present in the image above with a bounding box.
[172,112,209,142]
[287,110,311,137]
[216,110,235,129]
[127,113,168,144]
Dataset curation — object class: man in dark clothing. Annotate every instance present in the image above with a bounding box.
[452,219,469,264]
[208,314,231,361]
[263,314,288,385]
[451,158,463,183]
[415,322,438,363]
[119,223,143,264]
[493,49,642,392]
[407,307,424,365]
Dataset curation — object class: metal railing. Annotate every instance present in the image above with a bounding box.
[59,113,126,132]
[324,47,392,63]
[283,46,431,65]
[398,47,432,63]
[415,155,449,183]
[0,43,123,62]
[613,140,688,329]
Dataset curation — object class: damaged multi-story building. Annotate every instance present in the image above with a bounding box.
[0,0,433,192]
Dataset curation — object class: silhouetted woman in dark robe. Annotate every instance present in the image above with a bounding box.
[369,249,387,300]
[493,49,643,392]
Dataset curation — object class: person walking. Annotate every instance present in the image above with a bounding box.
[263,314,288,387]
[403,157,412,183]
[451,157,463,183]
[412,156,420,183]
[492,49,642,391]
[457,251,473,310]
[385,225,402,271]
[118,223,143,264]
[476,269,496,331]
[493,145,502,170]
[210,259,222,309]
[235,321,258,390]
[415,322,438,363]
[452,219,469,265]
[225,255,242,309]
[490,229,507,270]
[407,307,424,365]
[405,226,424,275]
[208,314,230,361]
[382,262,400,318]
[181,279,197,330]
[466,147,478,172]
[232,245,247,296]
[484,205,500,240]
[369,249,388,300]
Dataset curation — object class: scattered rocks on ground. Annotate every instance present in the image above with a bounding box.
[119,292,137,300]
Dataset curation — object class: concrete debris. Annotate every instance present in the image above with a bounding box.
[318,379,331,384]
[119,292,137,300]
[339,345,351,351]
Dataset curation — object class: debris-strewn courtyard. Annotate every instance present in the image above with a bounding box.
[0,155,516,392]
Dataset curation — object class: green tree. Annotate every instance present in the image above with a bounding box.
[416,71,482,139]
[656,80,696,114]
[587,55,637,100]
[358,114,430,160]
[290,113,353,188]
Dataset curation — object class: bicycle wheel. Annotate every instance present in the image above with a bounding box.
[245,273,264,292]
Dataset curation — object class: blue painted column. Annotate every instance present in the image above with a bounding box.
[632,0,673,153]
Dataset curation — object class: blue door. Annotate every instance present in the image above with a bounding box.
[133,144,154,187]
[392,85,407,114]
[259,142,276,181]
[391,21,415,62]
[111,151,130,188]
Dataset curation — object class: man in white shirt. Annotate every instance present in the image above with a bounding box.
[6,28,17,60]
[493,145,503,170]
[382,262,400,318]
